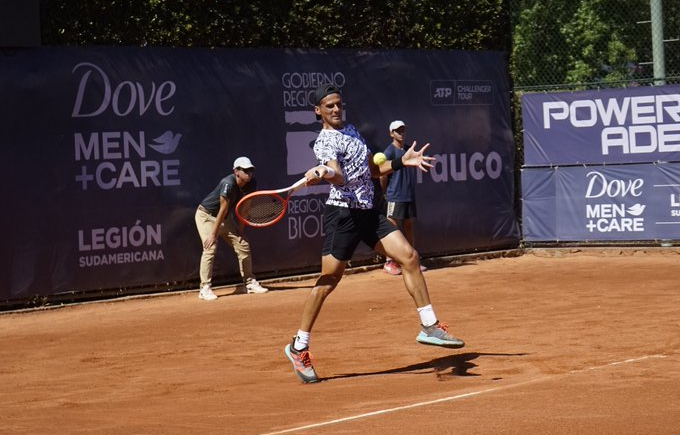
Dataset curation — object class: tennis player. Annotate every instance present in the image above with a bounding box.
[284,84,465,384]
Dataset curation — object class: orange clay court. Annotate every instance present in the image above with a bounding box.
[1,248,679,435]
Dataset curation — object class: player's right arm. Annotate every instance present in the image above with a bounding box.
[307,159,343,185]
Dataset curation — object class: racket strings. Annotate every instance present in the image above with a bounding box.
[238,195,285,225]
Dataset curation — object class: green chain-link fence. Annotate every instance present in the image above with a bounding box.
[510,0,680,91]
[508,1,680,236]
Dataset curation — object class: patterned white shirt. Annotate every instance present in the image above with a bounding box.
[313,124,375,209]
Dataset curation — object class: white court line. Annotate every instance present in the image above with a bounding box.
[569,354,667,373]
[254,388,505,435]
[255,354,668,435]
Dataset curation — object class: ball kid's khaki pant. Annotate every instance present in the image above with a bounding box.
[195,208,254,288]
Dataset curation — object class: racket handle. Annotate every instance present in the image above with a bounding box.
[315,165,335,179]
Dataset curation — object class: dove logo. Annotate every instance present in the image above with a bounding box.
[584,172,646,233]
[585,171,643,198]
[626,204,647,216]
[72,62,176,118]
[149,131,182,154]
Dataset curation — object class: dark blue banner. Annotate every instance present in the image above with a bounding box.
[1,47,518,301]
[522,163,680,241]
[522,85,680,167]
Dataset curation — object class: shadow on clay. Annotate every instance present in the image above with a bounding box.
[323,352,528,382]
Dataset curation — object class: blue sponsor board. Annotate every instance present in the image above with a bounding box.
[0,47,518,301]
[522,163,680,241]
[522,85,680,166]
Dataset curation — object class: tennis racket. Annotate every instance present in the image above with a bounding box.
[235,177,308,227]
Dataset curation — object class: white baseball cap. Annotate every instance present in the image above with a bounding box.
[389,120,406,131]
[233,156,255,169]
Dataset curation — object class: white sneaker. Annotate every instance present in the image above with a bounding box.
[198,286,218,301]
[246,280,269,294]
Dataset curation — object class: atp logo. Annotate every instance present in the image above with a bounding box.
[434,87,452,98]
[430,80,455,105]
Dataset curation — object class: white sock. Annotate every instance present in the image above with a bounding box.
[294,330,310,351]
[417,305,437,327]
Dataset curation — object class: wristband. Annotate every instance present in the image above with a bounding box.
[391,157,405,171]
[314,165,336,179]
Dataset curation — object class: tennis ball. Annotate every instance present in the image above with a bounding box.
[373,152,387,165]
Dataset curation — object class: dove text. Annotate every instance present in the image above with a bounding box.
[72,62,176,118]
[585,171,643,198]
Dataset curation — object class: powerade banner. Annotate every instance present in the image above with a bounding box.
[522,163,680,241]
[522,85,680,166]
[0,47,518,301]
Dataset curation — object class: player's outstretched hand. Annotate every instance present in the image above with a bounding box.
[403,141,435,172]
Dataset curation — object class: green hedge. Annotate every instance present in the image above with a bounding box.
[39,0,510,50]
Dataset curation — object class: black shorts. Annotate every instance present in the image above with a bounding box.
[322,205,398,261]
[386,200,418,220]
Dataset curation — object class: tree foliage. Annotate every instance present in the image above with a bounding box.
[511,0,680,89]
[39,0,510,51]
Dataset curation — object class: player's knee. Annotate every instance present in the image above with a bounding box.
[400,247,420,270]
[314,274,341,294]
[310,283,337,302]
